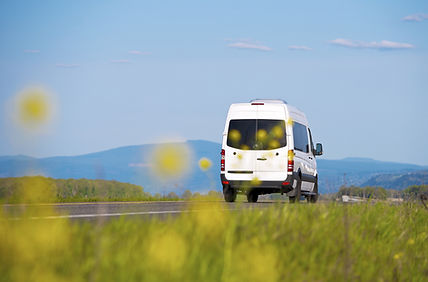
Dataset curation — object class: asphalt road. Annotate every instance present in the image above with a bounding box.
[2,200,286,221]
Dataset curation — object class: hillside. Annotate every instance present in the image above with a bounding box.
[0,140,221,194]
[361,170,428,190]
[1,140,426,194]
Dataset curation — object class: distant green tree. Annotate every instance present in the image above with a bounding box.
[167,192,179,199]
[207,190,221,198]
[337,185,388,199]
[182,190,193,199]
[402,185,428,199]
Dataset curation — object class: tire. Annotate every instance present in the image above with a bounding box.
[247,191,258,203]
[223,187,237,202]
[308,180,319,203]
[290,174,302,204]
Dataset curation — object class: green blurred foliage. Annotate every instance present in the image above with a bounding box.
[0,203,427,281]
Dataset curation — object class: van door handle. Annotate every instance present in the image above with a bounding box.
[257,157,267,161]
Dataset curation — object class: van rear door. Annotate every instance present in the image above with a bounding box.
[225,118,288,181]
[225,119,257,181]
[254,119,288,180]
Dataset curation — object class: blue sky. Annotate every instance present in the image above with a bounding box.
[1,0,427,165]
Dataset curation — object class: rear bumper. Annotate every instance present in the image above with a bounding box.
[220,173,295,194]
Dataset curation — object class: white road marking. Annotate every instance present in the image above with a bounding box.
[8,207,255,220]
[18,210,188,220]
[1,200,186,207]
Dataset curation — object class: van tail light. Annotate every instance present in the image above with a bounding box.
[287,150,294,173]
[251,102,264,105]
[221,149,225,171]
[287,160,294,172]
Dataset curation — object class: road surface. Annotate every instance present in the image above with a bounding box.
[2,200,287,221]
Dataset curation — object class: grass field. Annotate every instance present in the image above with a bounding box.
[1,202,427,282]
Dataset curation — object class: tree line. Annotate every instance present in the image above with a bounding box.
[0,176,222,203]
[336,185,428,200]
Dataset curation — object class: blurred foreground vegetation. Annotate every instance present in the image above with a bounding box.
[0,202,427,281]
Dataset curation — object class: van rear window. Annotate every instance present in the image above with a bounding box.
[227,119,286,150]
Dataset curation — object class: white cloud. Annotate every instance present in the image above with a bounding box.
[128,50,151,55]
[288,45,312,51]
[402,13,428,22]
[111,59,131,64]
[56,63,80,68]
[24,49,40,53]
[330,38,414,50]
[228,40,272,51]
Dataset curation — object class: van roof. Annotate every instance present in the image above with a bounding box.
[228,100,308,125]
[250,99,287,104]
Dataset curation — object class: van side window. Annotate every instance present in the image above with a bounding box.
[308,128,314,155]
[293,122,309,153]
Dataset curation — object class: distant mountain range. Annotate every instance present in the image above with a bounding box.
[316,157,427,193]
[361,170,428,190]
[1,140,427,194]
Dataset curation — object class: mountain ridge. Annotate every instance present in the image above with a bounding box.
[1,140,426,194]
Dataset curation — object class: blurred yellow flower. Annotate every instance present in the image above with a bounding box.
[192,202,227,238]
[271,125,284,138]
[268,139,280,149]
[257,129,268,141]
[198,157,212,171]
[231,242,278,282]
[150,143,192,180]
[240,144,250,150]
[14,87,55,130]
[251,177,261,186]
[228,129,241,142]
[393,252,403,260]
[148,230,187,272]
[3,217,70,281]
[287,117,294,126]
[18,176,57,204]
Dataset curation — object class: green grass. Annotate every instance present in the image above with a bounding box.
[1,202,427,282]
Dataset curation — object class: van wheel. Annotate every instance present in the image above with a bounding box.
[223,187,237,202]
[247,191,258,203]
[290,175,302,204]
[308,181,319,203]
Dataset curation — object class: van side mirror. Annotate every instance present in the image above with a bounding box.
[315,143,323,156]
